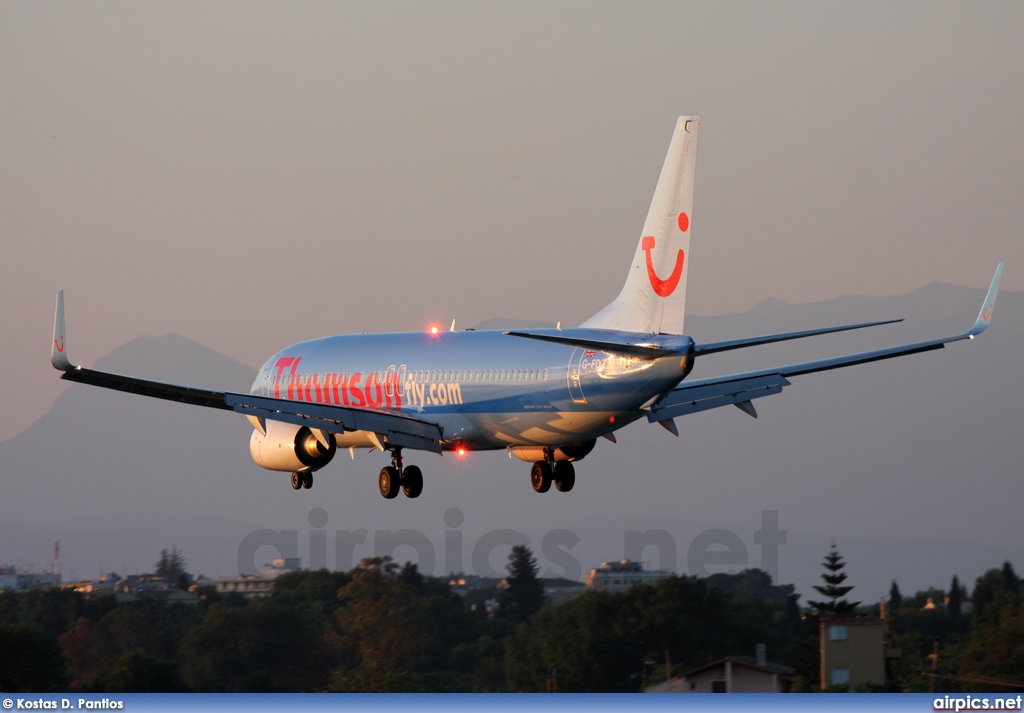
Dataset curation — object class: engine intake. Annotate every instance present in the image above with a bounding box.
[249,420,337,473]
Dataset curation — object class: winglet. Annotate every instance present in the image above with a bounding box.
[51,290,73,371]
[967,261,1004,338]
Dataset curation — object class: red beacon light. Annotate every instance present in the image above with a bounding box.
[456,447,467,457]
[429,325,440,335]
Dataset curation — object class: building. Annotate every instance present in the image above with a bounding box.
[0,565,58,592]
[647,647,795,693]
[584,560,672,593]
[820,617,896,689]
[61,571,121,597]
[194,557,302,600]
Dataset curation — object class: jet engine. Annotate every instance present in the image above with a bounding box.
[249,419,337,473]
[508,439,596,464]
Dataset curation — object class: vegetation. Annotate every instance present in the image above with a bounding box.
[0,544,1020,692]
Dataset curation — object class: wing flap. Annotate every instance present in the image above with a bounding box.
[648,374,790,421]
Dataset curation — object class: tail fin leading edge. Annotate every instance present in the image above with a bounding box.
[582,115,699,335]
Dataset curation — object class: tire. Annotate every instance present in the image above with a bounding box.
[291,472,302,490]
[379,466,401,499]
[530,461,552,493]
[302,471,314,489]
[402,465,423,499]
[554,460,575,492]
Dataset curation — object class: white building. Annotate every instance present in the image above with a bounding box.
[584,560,672,593]
[195,558,302,600]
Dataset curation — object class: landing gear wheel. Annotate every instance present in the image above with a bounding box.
[402,465,423,499]
[302,471,314,489]
[291,472,302,490]
[553,460,575,492]
[530,461,552,493]
[379,466,401,499]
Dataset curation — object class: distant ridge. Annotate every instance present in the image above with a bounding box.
[472,317,555,330]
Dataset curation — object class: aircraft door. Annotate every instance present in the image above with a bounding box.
[567,348,587,404]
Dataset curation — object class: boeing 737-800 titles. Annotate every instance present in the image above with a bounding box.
[51,116,1004,500]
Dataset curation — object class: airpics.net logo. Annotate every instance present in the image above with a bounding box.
[235,509,786,581]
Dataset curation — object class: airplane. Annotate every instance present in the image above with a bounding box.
[51,115,1004,500]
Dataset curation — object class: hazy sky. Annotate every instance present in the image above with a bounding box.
[3,0,1023,443]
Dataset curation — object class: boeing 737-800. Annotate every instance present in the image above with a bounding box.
[51,116,1004,500]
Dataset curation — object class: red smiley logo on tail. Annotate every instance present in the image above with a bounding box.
[642,236,685,297]
[54,336,65,353]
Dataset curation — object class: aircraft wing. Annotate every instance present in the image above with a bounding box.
[50,292,444,453]
[692,319,902,356]
[648,262,1004,425]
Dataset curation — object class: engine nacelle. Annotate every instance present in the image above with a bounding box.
[509,439,596,464]
[249,420,337,473]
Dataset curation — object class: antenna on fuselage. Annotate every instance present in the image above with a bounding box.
[450,319,456,332]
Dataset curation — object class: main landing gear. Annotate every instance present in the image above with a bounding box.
[290,470,313,490]
[378,448,424,500]
[531,451,575,494]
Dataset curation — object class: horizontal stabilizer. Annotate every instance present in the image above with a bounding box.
[504,329,690,358]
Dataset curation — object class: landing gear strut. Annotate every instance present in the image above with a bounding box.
[553,461,575,492]
[379,447,424,500]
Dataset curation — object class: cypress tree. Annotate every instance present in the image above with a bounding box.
[889,580,903,613]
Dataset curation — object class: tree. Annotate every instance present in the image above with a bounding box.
[0,621,66,692]
[960,598,1024,691]
[1001,562,1019,594]
[889,580,903,613]
[497,545,545,623]
[948,575,962,619]
[972,561,1020,615]
[155,546,189,589]
[807,542,860,618]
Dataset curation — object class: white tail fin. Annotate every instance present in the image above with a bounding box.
[582,115,699,335]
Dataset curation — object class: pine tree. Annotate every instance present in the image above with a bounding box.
[889,580,903,613]
[807,542,860,618]
[155,545,188,587]
[497,545,545,622]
